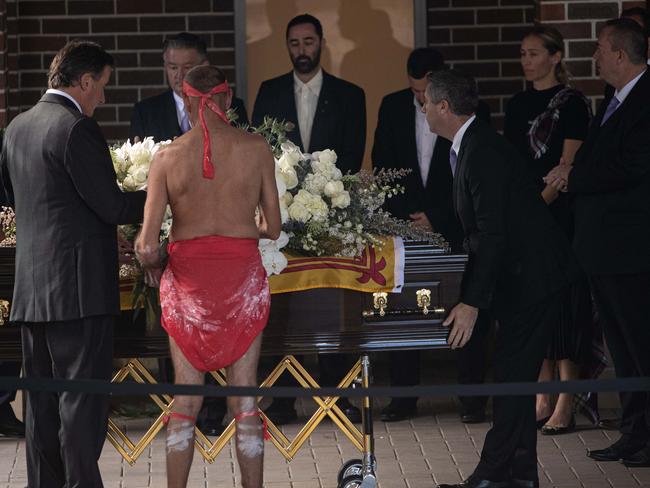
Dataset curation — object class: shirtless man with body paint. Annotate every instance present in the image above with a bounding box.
[135,65,281,488]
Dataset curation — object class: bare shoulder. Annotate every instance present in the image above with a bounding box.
[233,130,274,164]
[152,137,189,169]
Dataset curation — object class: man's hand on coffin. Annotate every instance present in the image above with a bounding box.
[443,302,478,349]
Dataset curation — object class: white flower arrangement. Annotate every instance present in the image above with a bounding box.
[273,141,442,259]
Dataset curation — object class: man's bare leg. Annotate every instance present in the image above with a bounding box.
[226,334,264,488]
[166,337,204,488]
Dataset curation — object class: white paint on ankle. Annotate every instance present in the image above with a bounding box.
[167,421,194,453]
[236,431,264,458]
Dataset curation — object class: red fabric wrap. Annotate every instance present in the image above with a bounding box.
[182,80,231,179]
[160,235,270,372]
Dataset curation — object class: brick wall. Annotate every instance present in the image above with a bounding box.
[426,0,647,129]
[2,0,237,141]
[0,0,9,128]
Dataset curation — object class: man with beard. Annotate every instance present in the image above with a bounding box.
[252,13,366,175]
[251,13,366,425]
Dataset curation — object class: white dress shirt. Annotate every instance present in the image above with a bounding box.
[45,88,82,113]
[613,68,646,106]
[173,91,190,132]
[293,68,323,152]
[451,114,477,168]
[414,96,437,186]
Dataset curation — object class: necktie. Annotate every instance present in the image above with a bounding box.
[600,96,620,126]
[449,148,458,176]
[180,110,191,133]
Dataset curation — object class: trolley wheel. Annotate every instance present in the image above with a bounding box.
[338,474,363,488]
[337,459,363,484]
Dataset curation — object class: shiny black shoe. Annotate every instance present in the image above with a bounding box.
[511,479,539,488]
[460,409,486,424]
[587,436,647,462]
[0,414,25,438]
[437,474,510,488]
[540,416,575,436]
[337,399,361,423]
[381,400,417,422]
[620,446,650,467]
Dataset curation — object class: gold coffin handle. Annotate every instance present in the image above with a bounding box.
[415,289,446,316]
[372,292,388,317]
[0,299,10,326]
[416,289,431,315]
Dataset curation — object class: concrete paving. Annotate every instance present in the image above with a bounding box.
[1,397,648,488]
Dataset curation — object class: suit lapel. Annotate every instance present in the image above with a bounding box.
[453,120,479,214]
[163,90,182,138]
[278,73,301,149]
[309,71,332,153]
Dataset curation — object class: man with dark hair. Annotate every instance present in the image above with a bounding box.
[252,13,366,175]
[252,13,366,425]
[129,32,249,142]
[1,40,146,487]
[425,69,577,488]
[372,48,491,424]
[546,18,650,468]
[135,64,281,488]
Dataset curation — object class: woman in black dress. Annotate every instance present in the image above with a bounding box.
[505,25,592,434]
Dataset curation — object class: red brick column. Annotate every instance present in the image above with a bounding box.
[0,0,8,128]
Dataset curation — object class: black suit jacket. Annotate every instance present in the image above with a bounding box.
[454,118,577,318]
[371,89,491,251]
[129,89,249,142]
[569,68,650,275]
[1,93,146,322]
[252,70,366,174]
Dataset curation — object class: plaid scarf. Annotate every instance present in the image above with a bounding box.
[527,87,592,160]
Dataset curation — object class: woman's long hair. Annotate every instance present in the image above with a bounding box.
[525,25,570,85]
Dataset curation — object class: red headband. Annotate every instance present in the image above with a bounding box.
[182,80,231,179]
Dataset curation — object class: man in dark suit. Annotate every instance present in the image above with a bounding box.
[545,18,650,468]
[130,32,245,436]
[251,13,366,425]
[252,14,366,175]
[424,69,577,488]
[372,48,492,424]
[1,41,146,487]
[129,32,248,142]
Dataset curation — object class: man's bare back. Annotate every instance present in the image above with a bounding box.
[155,124,276,242]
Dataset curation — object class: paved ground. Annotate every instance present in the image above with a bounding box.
[1,397,648,488]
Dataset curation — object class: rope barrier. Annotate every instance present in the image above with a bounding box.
[0,376,648,398]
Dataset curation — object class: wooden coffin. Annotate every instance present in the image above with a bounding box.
[0,244,466,360]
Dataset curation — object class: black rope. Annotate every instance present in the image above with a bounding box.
[0,376,648,398]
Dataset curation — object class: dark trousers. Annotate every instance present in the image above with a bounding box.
[590,273,650,443]
[22,316,114,488]
[0,361,22,407]
[474,293,560,483]
[457,312,492,413]
[387,312,491,411]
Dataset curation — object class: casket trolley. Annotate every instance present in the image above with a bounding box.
[0,243,466,488]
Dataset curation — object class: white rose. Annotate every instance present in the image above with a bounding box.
[122,175,136,191]
[313,149,337,166]
[304,173,329,195]
[288,202,311,222]
[293,189,313,206]
[331,191,351,209]
[128,165,149,189]
[280,167,299,189]
[305,195,329,221]
[323,180,345,198]
[280,192,293,208]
